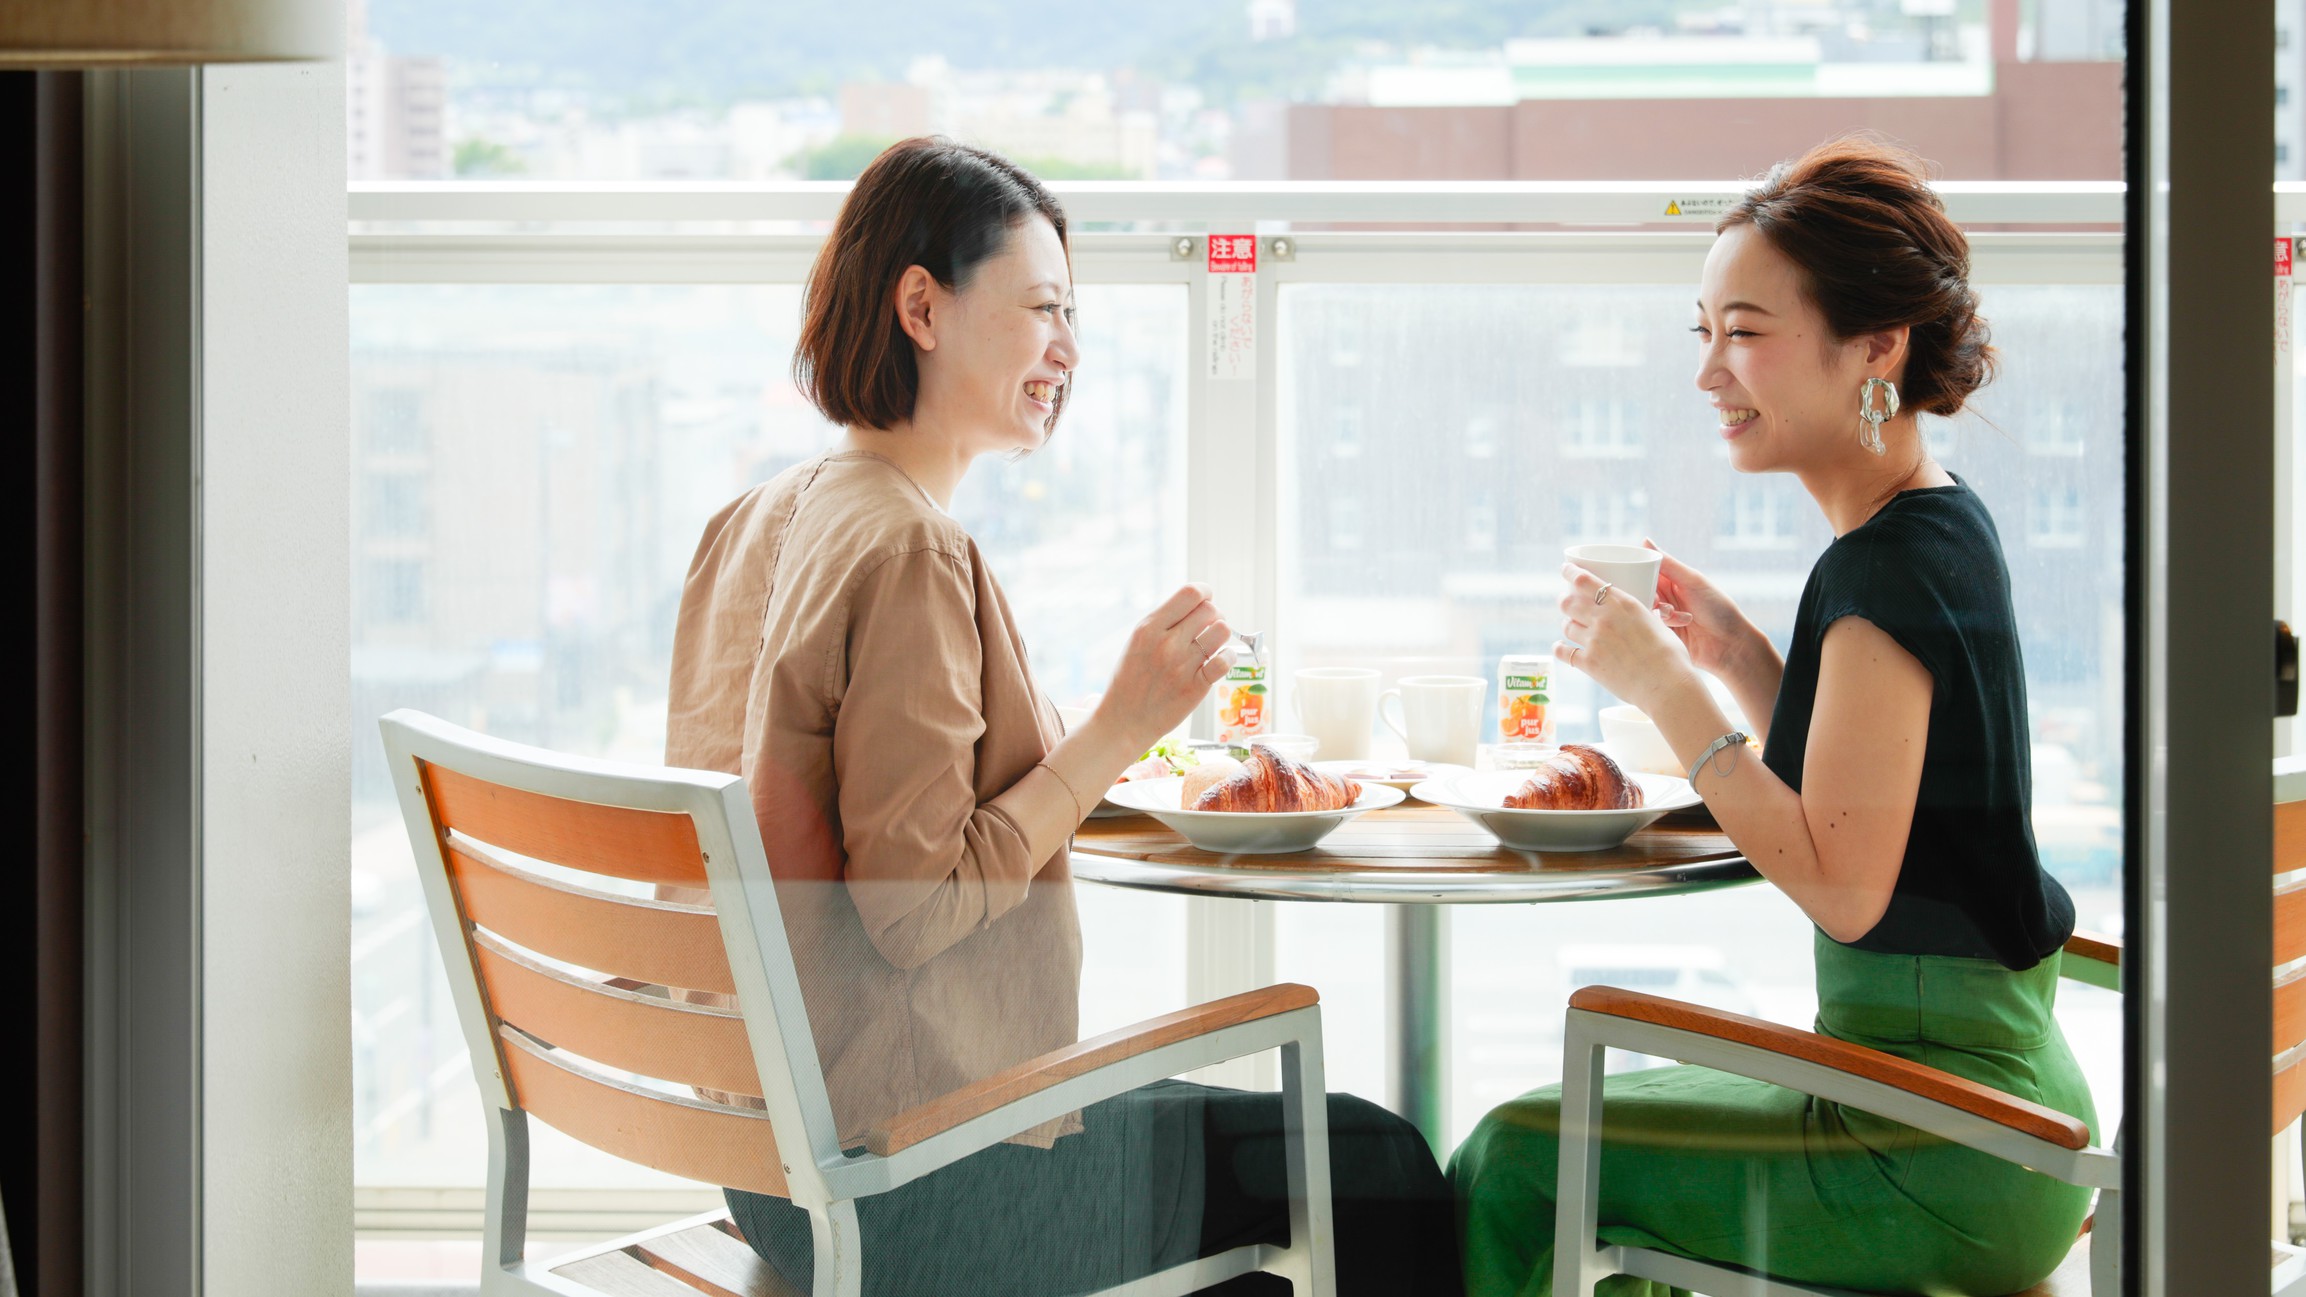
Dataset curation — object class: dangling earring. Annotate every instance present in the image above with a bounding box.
[1857,376,1899,457]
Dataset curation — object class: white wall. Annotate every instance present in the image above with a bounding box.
[199,59,351,1295]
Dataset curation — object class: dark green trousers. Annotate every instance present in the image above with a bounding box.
[1450,931,2097,1297]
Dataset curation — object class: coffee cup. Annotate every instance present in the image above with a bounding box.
[1377,675,1487,767]
[1291,667,1382,761]
[1565,543,1664,610]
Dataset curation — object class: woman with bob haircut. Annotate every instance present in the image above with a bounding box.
[663,136,1459,1295]
[1449,136,2094,1296]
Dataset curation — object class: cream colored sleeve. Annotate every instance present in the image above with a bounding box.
[830,548,1078,970]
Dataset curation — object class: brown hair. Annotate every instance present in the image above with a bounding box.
[794,137,1072,433]
[1718,135,1994,416]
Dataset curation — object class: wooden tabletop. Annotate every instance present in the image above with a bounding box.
[1074,800,1741,875]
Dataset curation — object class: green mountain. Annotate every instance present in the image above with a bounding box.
[367,0,1687,113]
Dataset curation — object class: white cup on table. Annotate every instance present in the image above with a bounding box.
[1291,667,1382,761]
[1565,543,1665,613]
[1377,675,1487,767]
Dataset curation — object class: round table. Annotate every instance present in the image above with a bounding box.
[1071,800,1759,1149]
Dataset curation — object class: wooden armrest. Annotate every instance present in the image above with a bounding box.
[1568,985,2092,1152]
[864,983,1318,1156]
[2064,929,2122,969]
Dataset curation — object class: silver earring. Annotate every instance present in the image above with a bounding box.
[1857,376,1899,456]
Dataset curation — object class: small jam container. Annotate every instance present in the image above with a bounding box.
[1248,732,1320,762]
[1491,740,1562,771]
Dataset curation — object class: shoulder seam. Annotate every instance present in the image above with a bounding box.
[824,544,975,708]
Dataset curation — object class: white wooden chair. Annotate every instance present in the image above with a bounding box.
[379,709,1338,1297]
[1552,763,2306,1297]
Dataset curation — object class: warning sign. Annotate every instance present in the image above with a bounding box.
[1207,233,1258,274]
[2279,236,2294,360]
[1661,196,1737,220]
[1207,264,1255,381]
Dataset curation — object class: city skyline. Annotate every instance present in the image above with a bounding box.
[348,0,2155,184]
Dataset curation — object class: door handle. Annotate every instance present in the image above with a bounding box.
[2280,620,2299,718]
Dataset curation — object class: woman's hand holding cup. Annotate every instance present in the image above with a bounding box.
[1554,561,1695,716]
[1644,539,1765,679]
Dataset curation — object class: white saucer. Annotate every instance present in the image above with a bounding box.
[1311,759,1472,792]
[1101,776,1406,854]
[1409,771,1700,852]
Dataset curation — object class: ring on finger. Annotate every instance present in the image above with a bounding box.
[1594,583,1615,606]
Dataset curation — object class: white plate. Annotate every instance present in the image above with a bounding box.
[1410,770,1701,853]
[1101,775,1406,854]
[1311,759,1472,792]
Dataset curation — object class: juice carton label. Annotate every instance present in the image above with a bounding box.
[1500,668,1553,741]
[1217,665,1268,742]
[1216,630,1270,743]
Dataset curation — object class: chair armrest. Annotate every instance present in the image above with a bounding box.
[864,983,1319,1156]
[1568,985,2092,1151]
[2062,930,2122,991]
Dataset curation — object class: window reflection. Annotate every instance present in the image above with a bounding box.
[348,282,1188,1189]
[1278,281,2125,1137]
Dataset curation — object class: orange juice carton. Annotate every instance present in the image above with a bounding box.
[1215,630,1270,744]
[1498,654,1556,743]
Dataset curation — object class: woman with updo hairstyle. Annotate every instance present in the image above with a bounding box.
[1448,136,2092,1295]
[663,136,1458,1295]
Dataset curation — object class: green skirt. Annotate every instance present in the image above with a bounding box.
[1448,931,2097,1297]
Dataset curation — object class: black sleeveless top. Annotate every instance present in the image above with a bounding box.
[1762,478,2075,970]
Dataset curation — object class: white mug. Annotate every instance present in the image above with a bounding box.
[1565,543,1664,610]
[1291,667,1381,761]
[1377,675,1487,766]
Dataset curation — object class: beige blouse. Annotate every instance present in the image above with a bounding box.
[665,451,1086,1148]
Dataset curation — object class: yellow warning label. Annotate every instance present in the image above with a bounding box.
[1664,201,1681,216]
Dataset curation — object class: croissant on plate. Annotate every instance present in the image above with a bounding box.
[1190,745,1360,813]
[1504,744,1643,810]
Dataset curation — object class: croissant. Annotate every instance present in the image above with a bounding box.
[1504,744,1643,810]
[1190,745,1360,813]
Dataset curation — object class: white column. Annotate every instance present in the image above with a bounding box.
[1185,228,1279,1089]
[198,59,352,1296]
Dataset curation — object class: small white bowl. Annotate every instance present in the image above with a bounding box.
[1101,775,1404,854]
[1410,770,1699,853]
[1597,705,1683,777]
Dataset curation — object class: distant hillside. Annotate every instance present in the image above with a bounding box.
[366,0,1688,112]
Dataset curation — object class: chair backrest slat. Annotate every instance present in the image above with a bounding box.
[425,759,709,887]
[500,1027,790,1198]
[474,932,764,1100]
[2279,881,2306,971]
[2281,971,2306,1064]
[450,844,737,996]
[2280,1056,2306,1137]
[2279,799,2306,875]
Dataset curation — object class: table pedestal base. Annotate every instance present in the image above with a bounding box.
[1387,904,1450,1155]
